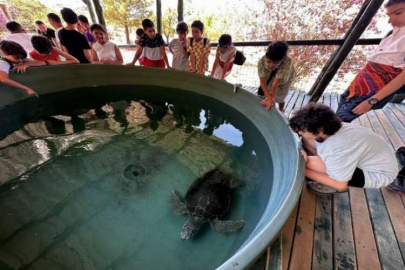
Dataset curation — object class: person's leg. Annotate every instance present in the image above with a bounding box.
[306,155,326,174]
[278,102,285,111]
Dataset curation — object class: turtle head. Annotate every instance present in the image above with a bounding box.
[180,217,205,240]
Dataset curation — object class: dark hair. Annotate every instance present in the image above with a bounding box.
[266,41,288,62]
[142,19,154,29]
[35,20,44,25]
[191,20,204,32]
[5,21,22,33]
[78,15,89,24]
[385,0,405,7]
[219,34,232,47]
[31,36,53,54]
[0,40,27,59]
[289,103,342,136]
[90,23,106,34]
[61,8,78,24]
[47,13,62,23]
[136,28,144,36]
[176,22,188,33]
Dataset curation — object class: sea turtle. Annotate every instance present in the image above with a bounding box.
[170,169,246,240]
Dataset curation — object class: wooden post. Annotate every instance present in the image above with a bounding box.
[177,0,184,23]
[92,0,106,26]
[156,0,162,34]
[81,0,97,24]
[307,0,371,96]
[309,0,385,103]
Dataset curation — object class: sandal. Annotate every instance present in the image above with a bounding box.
[307,181,348,195]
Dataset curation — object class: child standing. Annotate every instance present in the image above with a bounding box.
[135,28,145,65]
[127,19,170,68]
[187,20,211,75]
[211,34,236,81]
[90,24,123,65]
[169,22,189,71]
[257,41,295,111]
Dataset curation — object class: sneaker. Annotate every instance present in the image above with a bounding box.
[395,147,405,167]
[387,177,405,194]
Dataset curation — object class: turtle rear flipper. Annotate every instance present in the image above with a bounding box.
[211,219,246,234]
[169,190,188,215]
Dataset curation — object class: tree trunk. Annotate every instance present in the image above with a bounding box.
[177,0,183,22]
[82,0,97,24]
[156,0,162,34]
[92,0,106,26]
[125,24,130,44]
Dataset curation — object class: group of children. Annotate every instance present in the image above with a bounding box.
[1,2,405,195]
[127,18,238,82]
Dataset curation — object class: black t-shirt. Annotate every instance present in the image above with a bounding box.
[58,29,91,64]
[139,33,165,48]
[38,28,56,45]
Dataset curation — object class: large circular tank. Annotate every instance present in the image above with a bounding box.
[0,65,304,269]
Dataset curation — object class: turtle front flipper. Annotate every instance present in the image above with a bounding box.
[169,190,188,215]
[210,219,246,234]
[181,217,205,240]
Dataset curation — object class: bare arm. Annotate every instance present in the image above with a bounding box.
[61,45,68,53]
[210,49,220,77]
[0,71,37,96]
[160,46,171,68]
[91,47,99,62]
[259,77,273,100]
[83,49,93,63]
[112,45,124,65]
[179,40,189,58]
[352,69,405,115]
[127,46,143,65]
[305,169,349,191]
[47,47,79,65]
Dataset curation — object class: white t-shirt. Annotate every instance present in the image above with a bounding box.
[213,46,236,79]
[92,41,117,61]
[0,59,11,73]
[316,123,398,188]
[368,26,405,69]
[5,33,34,55]
[169,38,189,71]
[55,27,63,44]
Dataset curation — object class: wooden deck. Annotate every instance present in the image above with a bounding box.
[247,90,405,270]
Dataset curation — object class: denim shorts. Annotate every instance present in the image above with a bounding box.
[336,84,405,123]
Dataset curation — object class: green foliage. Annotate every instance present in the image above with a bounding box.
[4,0,54,30]
[162,7,177,43]
[103,0,153,44]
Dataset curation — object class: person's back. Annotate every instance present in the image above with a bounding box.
[316,123,398,188]
[58,8,91,64]
[59,29,90,63]
[4,21,34,55]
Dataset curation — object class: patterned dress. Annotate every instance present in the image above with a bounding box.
[186,37,211,75]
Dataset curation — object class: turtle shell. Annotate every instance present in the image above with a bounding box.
[185,169,234,222]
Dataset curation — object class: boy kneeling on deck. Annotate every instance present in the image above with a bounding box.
[289,103,405,195]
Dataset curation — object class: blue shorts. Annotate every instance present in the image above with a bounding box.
[336,84,405,123]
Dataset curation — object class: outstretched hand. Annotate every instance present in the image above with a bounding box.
[300,149,308,163]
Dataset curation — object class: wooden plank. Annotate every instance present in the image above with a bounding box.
[330,93,339,112]
[385,104,405,142]
[289,185,317,270]
[302,95,311,107]
[361,112,405,269]
[349,187,381,270]
[374,109,403,149]
[365,188,405,270]
[282,206,299,270]
[323,92,332,107]
[334,192,357,270]
[284,91,301,118]
[312,195,333,270]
